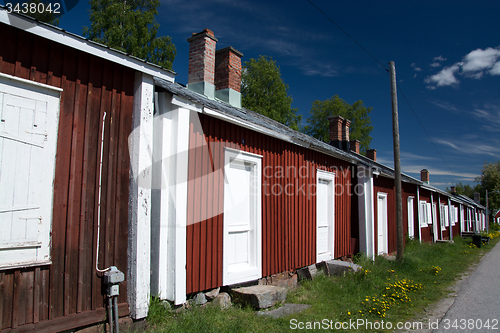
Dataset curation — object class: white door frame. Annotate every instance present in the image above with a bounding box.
[223,148,262,286]
[316,169,335,263]
[377,192,388,255]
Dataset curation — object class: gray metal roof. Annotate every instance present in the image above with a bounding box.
[154,77,427,185]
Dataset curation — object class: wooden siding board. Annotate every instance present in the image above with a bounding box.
[50,44,75,320]
[0,271,14,329]
[0,25,17,75]
[77,58,100,313]
[30,36,49,84]
[14,30,32,79]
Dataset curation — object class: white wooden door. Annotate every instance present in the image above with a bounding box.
[0,74,60,269]
[316,170,335,262]
[407,197,414,239]
[377,193,388,255]
[223,149,262,286]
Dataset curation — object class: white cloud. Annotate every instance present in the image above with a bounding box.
[491,61,500,75]
[461,47,500,73]
[434,137,500,157]
[429,62,442,68]
[430,100,459,112]
[424,63,460,87]
[411,63,422,71]
[433,55,447,62]
[425,47,500,89]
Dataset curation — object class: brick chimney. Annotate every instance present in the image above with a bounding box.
[420,169,429,184]
[350,140,360,154]
[366,149,376,161]
[187,29,218,99]
[215,46,243,108]
[328,116,350,151]
[450,186,456,195]
[474,192,480,204]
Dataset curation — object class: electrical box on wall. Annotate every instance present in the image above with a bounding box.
[104,266,125,297]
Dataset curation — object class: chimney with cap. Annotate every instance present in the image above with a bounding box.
[187,29,218,99]
[420,169,429,184]
[328,116,350,151]
[366,149,377,161]
[215,47,243,108]
[350,140,360,154]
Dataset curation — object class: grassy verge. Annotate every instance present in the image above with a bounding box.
[145,230,500,333]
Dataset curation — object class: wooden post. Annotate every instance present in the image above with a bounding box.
[389,61,404,260]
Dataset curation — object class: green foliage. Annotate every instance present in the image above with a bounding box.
[83,0,176,69]
[302,95,373,153]
[241,56,302,131]
[25,0,59,26]
[447,182,480,199]
[144,236,499,332]
[476,161,500,213]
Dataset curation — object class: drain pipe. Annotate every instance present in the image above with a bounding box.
[104,266,125,333]
[107,297,113,333]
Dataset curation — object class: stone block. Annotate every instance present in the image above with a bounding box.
[209,292,232,309]
[205,287,220,301]
[296,264,319,281]
[231,285,287,309]
[320,260,361,276]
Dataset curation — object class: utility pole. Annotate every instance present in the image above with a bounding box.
[390,61,404,261]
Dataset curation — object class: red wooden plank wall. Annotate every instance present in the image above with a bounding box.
[186,113,353,294]
[419,189,433,242]
[0,24,133,330]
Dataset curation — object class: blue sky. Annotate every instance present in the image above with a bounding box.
[57,0,500,190]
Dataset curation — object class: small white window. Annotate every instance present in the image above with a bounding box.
[419,201,429,227]
[0,75,60,269]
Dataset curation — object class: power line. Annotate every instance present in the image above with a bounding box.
[306,0,388,72]
[306,0,458,182]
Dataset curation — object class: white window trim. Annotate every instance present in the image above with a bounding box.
[419,200,429,227]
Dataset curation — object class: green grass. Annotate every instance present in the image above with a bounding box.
[145,232,500,333]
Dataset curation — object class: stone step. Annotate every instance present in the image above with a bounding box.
[231,285,287,309]
[257,303,311,318]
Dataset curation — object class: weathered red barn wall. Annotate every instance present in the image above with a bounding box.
[0,24,132,331]
[185,112,353,294]
[419,189,433,242]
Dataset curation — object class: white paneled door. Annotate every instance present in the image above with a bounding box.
[316,170,335,263]
[223,149,262,286]
[377,193,388,255]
